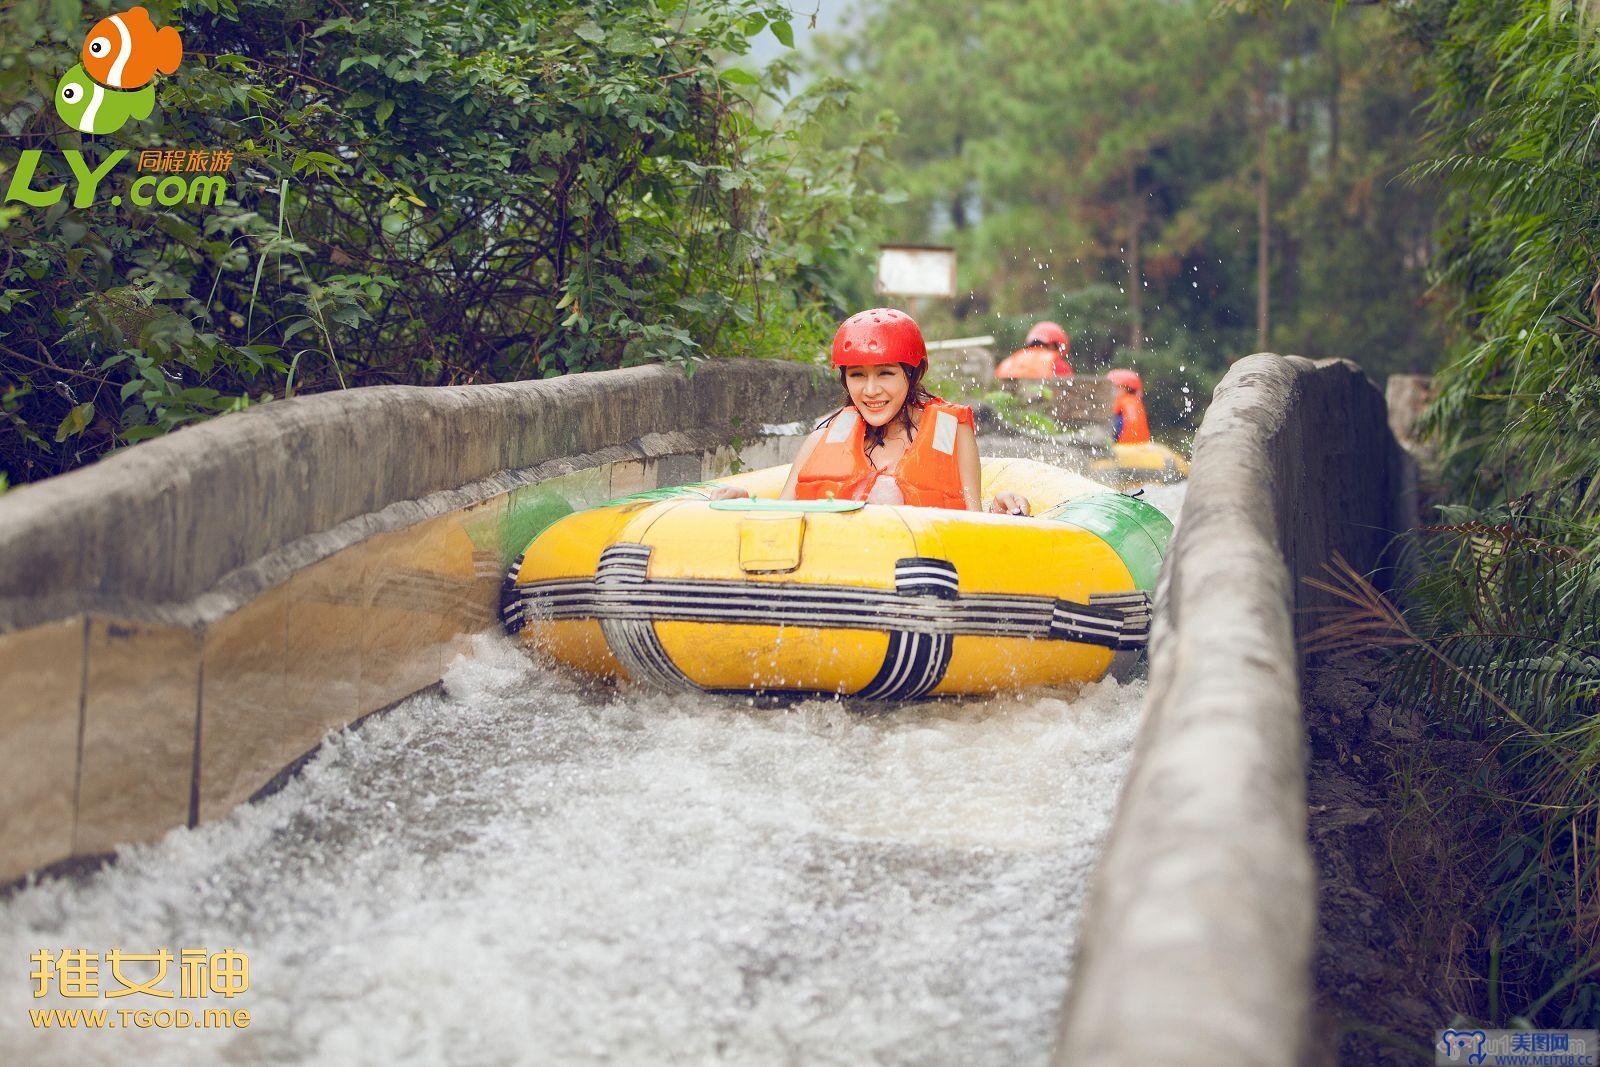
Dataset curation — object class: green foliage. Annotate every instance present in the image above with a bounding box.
[1398,0,1600,536]
[0,0,888,483]
[809,0,1440,417]
[1391,515,1600,740]
[974,388,1060,436]
[1297,0,1600,1031]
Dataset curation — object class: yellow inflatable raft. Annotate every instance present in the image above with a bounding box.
[1092,441,1191,486]
[500,458,1172,698]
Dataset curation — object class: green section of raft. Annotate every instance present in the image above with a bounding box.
[1045,492,1174,591]
[708,498,866,513]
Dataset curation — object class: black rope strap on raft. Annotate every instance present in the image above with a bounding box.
[593,544,699,692]
[1051,591,1152,648]
[856,557,958,700]
[502,544,1153,656]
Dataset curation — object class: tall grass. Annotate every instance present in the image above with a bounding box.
[1309,520,1600,1026]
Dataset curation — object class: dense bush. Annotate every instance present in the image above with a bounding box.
[0,0,888,484]
[1310,0,1600,1031]
[1400,0,1600,527]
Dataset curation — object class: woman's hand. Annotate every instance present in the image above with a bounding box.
[989,491,1030,516]
[705,486,750,501]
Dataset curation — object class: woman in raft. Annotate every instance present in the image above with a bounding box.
[710,308,1030,514]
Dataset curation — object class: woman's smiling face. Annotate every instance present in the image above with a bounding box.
[843,364,911,428]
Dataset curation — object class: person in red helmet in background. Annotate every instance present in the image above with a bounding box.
[994,320,1073,379]
[1107,368,1151,444]
[709,309,1029,514]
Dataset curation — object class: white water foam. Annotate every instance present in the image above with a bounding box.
[1,487,1186,1067]
[1137,480,1188,532]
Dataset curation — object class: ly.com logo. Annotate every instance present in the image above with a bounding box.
[55,6,183,135]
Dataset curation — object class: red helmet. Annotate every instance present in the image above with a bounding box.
[1025,320,1070,351]
[831,308,927,369]
[1107,368,1143,394]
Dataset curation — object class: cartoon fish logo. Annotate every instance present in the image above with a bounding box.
[55,63,154,135]
[81,5,182,90]
[52,6,179,135]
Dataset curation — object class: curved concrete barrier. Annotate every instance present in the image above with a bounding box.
[0,360,830,627]
[0,359,834,884]
[1054,355,1408,1066]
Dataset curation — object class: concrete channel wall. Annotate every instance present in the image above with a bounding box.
[0,359,834,886]
[1055,355,1409,1066]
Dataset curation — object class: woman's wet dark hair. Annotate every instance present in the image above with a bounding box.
[825,363,936,452]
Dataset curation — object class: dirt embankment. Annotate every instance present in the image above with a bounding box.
[1304,653,1479,1065]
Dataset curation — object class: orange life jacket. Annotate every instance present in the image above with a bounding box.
[795,397,974,510]
[994,347,1073,379]
[1114,391,1150,443]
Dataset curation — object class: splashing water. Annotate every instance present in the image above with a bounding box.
[1136,480,1188,529]
[1,489,1187,1067]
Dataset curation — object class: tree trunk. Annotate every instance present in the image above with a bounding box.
[951,132,967,231]
[1255,80,1271,353]
[1127,169,1144,351]
[1329,33,1341,175]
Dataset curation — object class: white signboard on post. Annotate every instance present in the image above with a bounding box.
[875,245,957,299]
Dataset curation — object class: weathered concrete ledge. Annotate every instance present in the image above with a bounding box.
[0,359,830,629]
[1054,355,1407,1066]
[0,359,834,885]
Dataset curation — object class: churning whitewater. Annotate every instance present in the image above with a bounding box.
[1,484,1185,1067]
